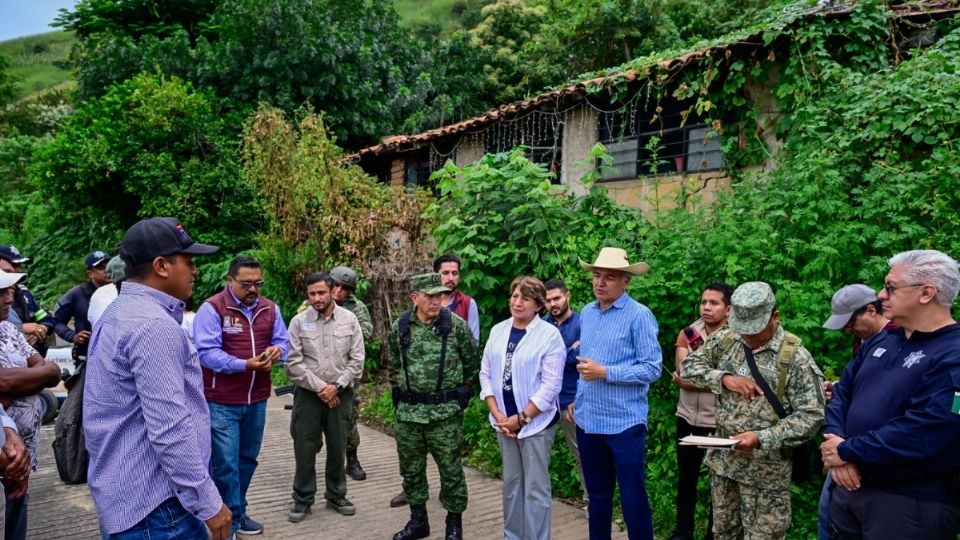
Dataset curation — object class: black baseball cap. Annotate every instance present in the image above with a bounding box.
[0,245,30,265]
[85,250,110,269]
[120,217,219,266]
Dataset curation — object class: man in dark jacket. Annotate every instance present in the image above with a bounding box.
[50,251,111,364]
[823,249,960,539]
[193,255,289,538]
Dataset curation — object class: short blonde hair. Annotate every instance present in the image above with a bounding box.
[510,276,546,307]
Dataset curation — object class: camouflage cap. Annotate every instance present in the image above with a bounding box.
[410,272,450,295]
[728,281,776,335]
[106,255,126,282]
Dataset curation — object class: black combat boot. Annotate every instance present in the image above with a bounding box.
[346,450,367,481]
[393,504,429,540]
[444,512,463,540]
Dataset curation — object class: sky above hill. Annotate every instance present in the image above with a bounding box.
[1,0,78,41]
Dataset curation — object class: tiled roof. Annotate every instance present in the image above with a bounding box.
[356,1,959,159]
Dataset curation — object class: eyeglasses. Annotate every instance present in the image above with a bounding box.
[882,282,925,296]
[236,279,265,290]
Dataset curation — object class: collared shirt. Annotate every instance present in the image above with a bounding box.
[84,281,222,534]
[574,292,662,435]
[285,305,364,391]
[193,288,289,374]
[543,310,581,409]
[0,321,40,468]
[479,315,565,438]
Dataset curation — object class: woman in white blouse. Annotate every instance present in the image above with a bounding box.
[480,276,566,540]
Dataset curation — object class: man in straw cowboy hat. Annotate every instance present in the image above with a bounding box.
[568,247,662,540]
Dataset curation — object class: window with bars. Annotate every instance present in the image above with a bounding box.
[404,148,434,190]
[484,112,564,183]
[597,98,724,180]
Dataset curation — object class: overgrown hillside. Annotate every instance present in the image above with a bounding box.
[0,31,75,98]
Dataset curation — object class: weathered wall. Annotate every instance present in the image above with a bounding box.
[389,158,404,186]
[560,105,599,195]
[455,135,485,167]
[600,170,732,214]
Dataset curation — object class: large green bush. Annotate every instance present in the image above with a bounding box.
[28,73,259,304]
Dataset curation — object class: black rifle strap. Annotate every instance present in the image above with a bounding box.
[742,343,788,419]
[400,309,452,394]
[399,310,413,393]
[434,309,451,393]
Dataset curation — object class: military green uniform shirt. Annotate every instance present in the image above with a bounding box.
[389,308,479,513]
[341,295,373,342]
[389,310,479,424]
[680,325,825,491]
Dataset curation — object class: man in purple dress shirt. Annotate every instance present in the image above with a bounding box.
[84,217,232,540]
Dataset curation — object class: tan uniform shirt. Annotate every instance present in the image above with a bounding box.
[285,304,364,392]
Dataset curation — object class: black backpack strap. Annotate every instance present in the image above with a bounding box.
[434,309,452,393]
[742,343,788,419]
[398,309,413,392]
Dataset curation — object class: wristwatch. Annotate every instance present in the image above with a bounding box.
[335,383,344,393]
[518,411,532,425]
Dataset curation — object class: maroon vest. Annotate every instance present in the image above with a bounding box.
[201,289,277,405]
[448,290,473,323]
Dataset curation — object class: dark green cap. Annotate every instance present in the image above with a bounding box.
[410,273,450,295]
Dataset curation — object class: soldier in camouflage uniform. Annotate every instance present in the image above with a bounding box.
[331,266,373,481]
[390,273,479,540]
[680,282,825,540]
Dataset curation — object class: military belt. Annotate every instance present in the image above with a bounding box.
[395,388,459,405]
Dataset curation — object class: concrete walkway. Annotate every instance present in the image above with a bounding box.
[27,394,625,539]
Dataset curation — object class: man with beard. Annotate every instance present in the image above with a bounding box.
[194,255,289,537]
[543,278,586,504]
[435,254,480,342]
[285,272,364,523]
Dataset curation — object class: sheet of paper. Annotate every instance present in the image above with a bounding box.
[678,435,739,448]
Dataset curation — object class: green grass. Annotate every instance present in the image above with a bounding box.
[0,31,76,99]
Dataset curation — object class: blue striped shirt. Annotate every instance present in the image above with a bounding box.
[85,282,223,534]
[574,292,663,434]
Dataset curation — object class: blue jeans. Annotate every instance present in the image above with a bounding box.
[5,491,27,540]
[102,498,207,539]
[578,423,653,540]
[208,400,267,534]
[818,473,833,540]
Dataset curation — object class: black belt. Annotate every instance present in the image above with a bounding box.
[395,389,459,405]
